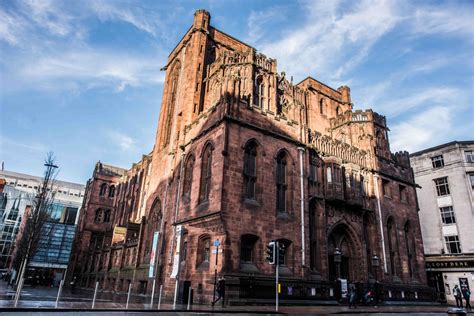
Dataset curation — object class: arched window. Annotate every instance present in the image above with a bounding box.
[319,99,325,114]
[255,76,265,108]
[108,185,115,198]
[199,144,213,203]
[197,235,211,268]
[309,149,318,184]
[183,155,195,202]
[336,106,342,115]
[99,183,107,196]
[387,217,398,276]
[243,141,257,200]
[276,151,288,213]
[404,221,416,278]
[163,61,180,148]
[94,208,104,223]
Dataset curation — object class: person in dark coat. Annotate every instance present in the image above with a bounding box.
[462,286,471,311]
[212,277,225,306]
[454,285,463,308]
[348,282,357,309]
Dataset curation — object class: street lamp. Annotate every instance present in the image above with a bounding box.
[371,255,380,304]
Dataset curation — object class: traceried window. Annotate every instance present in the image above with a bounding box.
[255,76,265,108]
[183,155,195,201]
[445,235,461,254]
[243,141,257,200]
[465,150,474,163]
[104,209,111,223]
[431,155,444,168]
[199,144,213,203]
[163,61,180,147]
[326,163,341,184]
[434,177,450,196]
[99,183,107,196]
[440,206,456,224]
[94,208,104,223]
[326,166,332,183]
[276,151,288,213]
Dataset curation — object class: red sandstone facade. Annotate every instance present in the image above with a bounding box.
[71,10,431,304]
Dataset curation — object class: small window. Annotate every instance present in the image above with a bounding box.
[109,185,115,198]
[99,183,107,196]
[399,185,407,202]
[319,99,324,114]
[199,144,213,203]
[276,151,288,213]
[469,174,474,189]
[309,150,318,184]
[94,209,104,223]
[434,177,450,196]
[197,236,211,268]
[440,206,456,224]
[465,151,474,163]
[444,235,461,254]
[382,179,391,198]
[240,234,259,263]
[243,141,257,200]
[326,166,332,183]
[431,155,444,169]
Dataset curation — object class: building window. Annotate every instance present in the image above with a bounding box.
[336,106,341,115]
[240,234,258,263]
[99,183,107,196]
[387,218,398,276]
[199,144,213,203]
[197,236,210,267]
[445,235,461,254]
[243,141,257,200]
[183,155,195,201]
[104,209,111,223]
[276,151,288,213]
[326,166,332,183]
[319,99,324,114]
[382,179,391,198]
[255,76,265,108]
[404,222,416,278]
[163,61,180,147]
[434,177,450,196]
[109,185,115,198]
[465,150,474,163]
[440,206,456,225]
[399,185,407,202]
[309,150,318,184]
[469,174,474,189]
[94,208,104,223]
[431,155,444,168]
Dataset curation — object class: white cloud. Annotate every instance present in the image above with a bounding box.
[411,4,474,36]
[246,7,284,43]
[0,8,26,45]
[390,106,452,153]
[106,130,136,151]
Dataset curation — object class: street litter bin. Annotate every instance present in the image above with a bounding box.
[447,307,467,316]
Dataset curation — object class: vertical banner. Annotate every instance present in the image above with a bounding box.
[148,231,160,278]
[340,279,348,299]
[170,225,182,279]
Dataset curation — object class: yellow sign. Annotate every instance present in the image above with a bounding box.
[112,226,127,244]
[278,283,281,294]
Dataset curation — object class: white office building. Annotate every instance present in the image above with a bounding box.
[410,141,474,304]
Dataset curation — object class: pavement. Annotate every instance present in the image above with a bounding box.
[0,280,473,315]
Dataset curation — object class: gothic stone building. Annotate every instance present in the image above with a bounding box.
[71,10,432,304]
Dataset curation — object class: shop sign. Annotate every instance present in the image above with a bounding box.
[426,260,474,269]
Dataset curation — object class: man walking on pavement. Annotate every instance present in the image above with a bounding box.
[454,285,463,308]
[212,277,225,307]
[462,286,471,311]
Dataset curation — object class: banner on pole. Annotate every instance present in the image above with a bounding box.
[148,231,160,278]
[170,225,182,279]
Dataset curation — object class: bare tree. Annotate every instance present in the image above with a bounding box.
[13,152,58,307]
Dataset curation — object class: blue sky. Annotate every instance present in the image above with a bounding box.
[0,0,473,184]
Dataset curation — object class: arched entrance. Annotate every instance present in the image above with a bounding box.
[327,224,360,282]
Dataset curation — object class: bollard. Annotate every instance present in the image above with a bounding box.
[55,279,64,308]
[92,281,99,309]
[187,287,192,310]
[126,282,132,309]
[158,284,163,310]
[150,279,156,309]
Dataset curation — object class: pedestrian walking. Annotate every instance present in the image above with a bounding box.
[454,284,463,308]
[212,277,225,306]
[348,282,357,309]
[462,286,471,311]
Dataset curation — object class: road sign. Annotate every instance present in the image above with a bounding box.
[214,239,220,247]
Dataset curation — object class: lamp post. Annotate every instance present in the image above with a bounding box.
[371,255,380,304]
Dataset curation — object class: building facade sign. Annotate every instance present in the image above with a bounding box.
[426,260,474,270]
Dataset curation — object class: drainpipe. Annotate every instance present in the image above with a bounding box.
[298,147,306,270]
[373,174,388,273]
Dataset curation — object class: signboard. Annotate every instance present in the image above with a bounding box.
[112,226,127,244]
[340,279,348,299]
[459,278,470,290]
[170,225,182,279]
[426,259,474,270]
[214,239,220,247]
[148,231,159,278]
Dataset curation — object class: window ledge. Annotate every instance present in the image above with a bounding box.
[239,262,260,273]
[277,212,291,221]
[197,261,209,271]
[243,198,260,207]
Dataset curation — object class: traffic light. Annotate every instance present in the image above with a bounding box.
[278,243,286,265]
[266,241,276,264]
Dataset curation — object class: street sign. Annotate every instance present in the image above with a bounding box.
[214,239,220,247]
[211,249,223,254]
